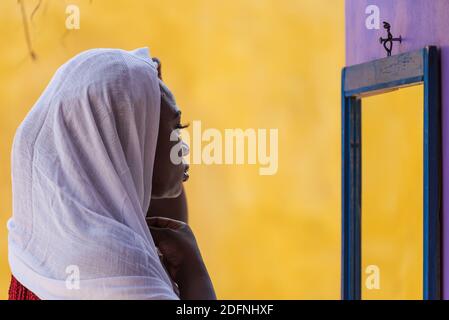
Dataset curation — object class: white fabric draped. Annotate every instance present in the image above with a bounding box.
[8,48,178,300]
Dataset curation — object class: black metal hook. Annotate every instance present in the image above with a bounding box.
[379,22,402,57]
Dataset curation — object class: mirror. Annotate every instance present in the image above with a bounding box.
[361,85,423,300]
[342,47,441,300]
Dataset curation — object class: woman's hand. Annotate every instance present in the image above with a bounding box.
[147,217,216,300]
[147,217,198,279]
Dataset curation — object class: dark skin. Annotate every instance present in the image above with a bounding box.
[147,217,216,300]
[147,58,216,300]
[148,187,188,223]
[151,59,188,199]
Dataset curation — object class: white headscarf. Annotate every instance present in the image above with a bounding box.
[7,48,178,300]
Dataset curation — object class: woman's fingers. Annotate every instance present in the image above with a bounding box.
[148,225,173,245]
[147,216,186,230]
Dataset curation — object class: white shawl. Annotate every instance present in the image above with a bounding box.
[7,48,178,300]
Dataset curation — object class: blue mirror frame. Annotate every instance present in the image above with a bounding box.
[341,46,441,300]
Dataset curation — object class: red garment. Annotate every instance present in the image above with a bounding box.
[8,275,40,300]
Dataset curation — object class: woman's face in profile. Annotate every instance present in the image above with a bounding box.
[151,81,189,199]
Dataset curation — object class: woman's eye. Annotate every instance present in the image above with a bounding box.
[176,123,190,129]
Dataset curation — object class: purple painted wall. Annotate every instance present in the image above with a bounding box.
[345,0,449,299]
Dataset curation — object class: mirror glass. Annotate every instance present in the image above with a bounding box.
[361,85,423,300]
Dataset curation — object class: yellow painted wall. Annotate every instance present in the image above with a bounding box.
[0,0,424,300]
[362,86,423,300]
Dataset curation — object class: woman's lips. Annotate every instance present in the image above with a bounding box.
[182,164,190,182]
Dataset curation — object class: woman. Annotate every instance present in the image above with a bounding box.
[7,48,215,300]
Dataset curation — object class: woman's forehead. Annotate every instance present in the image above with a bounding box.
[160,84,181,118]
